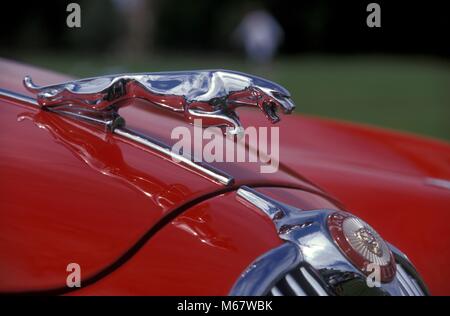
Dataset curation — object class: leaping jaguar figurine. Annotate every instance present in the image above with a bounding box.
[24,70,295,135]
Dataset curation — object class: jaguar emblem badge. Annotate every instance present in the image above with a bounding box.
[327,212,396,282]
[23,70,295,135]
[354,227,383,257]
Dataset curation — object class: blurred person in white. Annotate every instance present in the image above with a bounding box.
[234,9,284,64]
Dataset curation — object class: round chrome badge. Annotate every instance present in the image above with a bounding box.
[327,212,396,282]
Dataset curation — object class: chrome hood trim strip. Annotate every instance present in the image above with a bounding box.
[0,88,234,186]
[0,88,38,106]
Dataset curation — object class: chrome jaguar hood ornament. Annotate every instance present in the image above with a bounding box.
[24,70,295,135]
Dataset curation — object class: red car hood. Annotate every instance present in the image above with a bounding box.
[1,60,449,294]
[0,60,322,292]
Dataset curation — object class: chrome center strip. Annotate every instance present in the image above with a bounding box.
[0,88,38,106]
[236,186,282,220]
[0,88,234,186]
[425,177,450,190]
[114,128,233,185]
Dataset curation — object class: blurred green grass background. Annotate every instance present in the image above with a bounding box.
[17,54,450,141]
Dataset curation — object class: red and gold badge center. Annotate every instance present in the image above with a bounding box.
[327,212,397,283]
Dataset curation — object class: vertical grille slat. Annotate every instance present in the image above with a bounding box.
[267,266,328,296]
[285,274,307,296]
[274,277,298,296]
[396,280,408,296]
[299,267,328,296]
[270,286,283,296]
[396,275,414,296]
[399,288,408,296]
[397,265,418,296]
[396,273,416,296]
[410,278,425,296]
[396,264,425,296]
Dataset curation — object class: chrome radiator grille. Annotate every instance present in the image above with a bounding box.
[268,266,328,296]
[267,262,426,296]
[230,242,429,296]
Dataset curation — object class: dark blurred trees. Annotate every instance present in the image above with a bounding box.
[0,0,448,57]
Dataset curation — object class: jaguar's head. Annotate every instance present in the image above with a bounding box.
[225,74,296,124]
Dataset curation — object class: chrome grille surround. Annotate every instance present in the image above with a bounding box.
[230,186,429,296]
[230,240,429,296]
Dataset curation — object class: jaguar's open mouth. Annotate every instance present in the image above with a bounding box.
[262,101,280,123]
